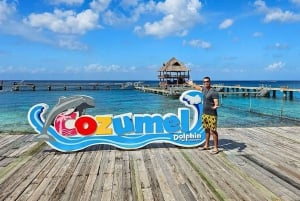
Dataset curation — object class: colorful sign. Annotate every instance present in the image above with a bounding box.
[28,90,205,152]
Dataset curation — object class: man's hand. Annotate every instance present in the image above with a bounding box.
[186,80,194,86]
[212,105,219,110]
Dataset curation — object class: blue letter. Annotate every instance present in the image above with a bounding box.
[179,108,190,133]
[134,115,164,134]
[112,114,134,135]
[163,114,180,133]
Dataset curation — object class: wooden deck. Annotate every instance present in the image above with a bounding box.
[0,127,299,201]
[8,82,136,91]
[135,85,300,100]
[135,86,190,97]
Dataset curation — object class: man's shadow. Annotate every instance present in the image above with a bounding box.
[217,139,247,152]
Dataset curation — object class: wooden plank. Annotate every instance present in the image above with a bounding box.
[0,135,27,156]
[23,153,71,201]
[15,152,63,201]
[8,141,39,158]
[39,153,77,201]
[151,144,186,201]
[219,127,300,200]
[190,141,271,201]
[0,126,299,201]
[170,148,218,200]
[0,135,15,147]
[132,150,153,201]
[111,149,124,201]
[90,145,111,201]
[142,147,166,201]
[47,151,83,201]
[129,153,144,201]
[121,150,133,201]
[100,148,116,201]
[1,150,53,200]
[79,145,103,201]
[59,150,92,201]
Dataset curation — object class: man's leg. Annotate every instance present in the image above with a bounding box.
[212,130,219,153]
[204,128,210,149]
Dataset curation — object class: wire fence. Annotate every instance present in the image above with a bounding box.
[220,95,300,122]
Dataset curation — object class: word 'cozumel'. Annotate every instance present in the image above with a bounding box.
[28,90,205,152]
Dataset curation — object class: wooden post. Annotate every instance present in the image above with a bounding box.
[289,91,293,100]
[283,91,287,99]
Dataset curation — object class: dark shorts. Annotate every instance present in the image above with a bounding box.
[202,114,217,131]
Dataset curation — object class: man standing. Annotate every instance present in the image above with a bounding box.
[187,77,219,154]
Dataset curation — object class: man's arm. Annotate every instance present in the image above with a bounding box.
[212,98,219,109]
[186,80,203,91]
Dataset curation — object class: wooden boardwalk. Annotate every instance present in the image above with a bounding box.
[135,84,300,100]
[0,127,299,201]
[9,82,136,91]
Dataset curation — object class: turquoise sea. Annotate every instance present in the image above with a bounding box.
[0,80,300,134]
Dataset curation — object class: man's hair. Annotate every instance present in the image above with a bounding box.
[203,76,211,81]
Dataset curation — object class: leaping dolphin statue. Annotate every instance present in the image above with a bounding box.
[35,95,95,141]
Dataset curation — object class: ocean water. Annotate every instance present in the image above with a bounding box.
[0,80,300,134]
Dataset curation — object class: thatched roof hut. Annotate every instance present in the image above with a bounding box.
[158,57,190,87]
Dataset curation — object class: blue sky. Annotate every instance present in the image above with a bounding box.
[0,0,300,80]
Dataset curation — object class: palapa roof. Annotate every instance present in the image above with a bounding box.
[158,57,190,72]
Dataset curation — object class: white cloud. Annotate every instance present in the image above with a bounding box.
[90,0,111,13]
[219,19,233,29]
[221,68,246,73]
[264,10,300,23]
[274,43,289,49]
[50,0,84,6]
[183,39,211,49]
[0,0,16,24]
[134,0,203,38]
[58,35,88,50]
[253,32,263,37]
[99,1,155,26]
[23,9,100,34]
[290,0,300,6]
[120,0,138,8]
[254,0,300,23]
[64,64,136,73]
[0,66,47,74]
[265,61,285,71]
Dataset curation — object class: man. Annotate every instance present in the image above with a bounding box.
[187,77,219,154]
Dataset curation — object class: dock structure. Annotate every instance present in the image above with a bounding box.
[4,80,300,100]
[9,82,135,91]
[135,85,190,97]
[135,84,300,100]
[213,84,300,100]
[0,126,299,200]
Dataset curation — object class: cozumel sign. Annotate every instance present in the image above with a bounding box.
[28,90,205,152]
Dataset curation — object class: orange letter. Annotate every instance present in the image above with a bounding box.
[95,115,113,135]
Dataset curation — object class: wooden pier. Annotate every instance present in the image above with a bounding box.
[9,82,136,91]
[215,85,300,99]
[135,85,190,97]
[1,126,299,201]
[135,84,300,100]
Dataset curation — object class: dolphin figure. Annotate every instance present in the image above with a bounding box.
[35,95,95,141]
